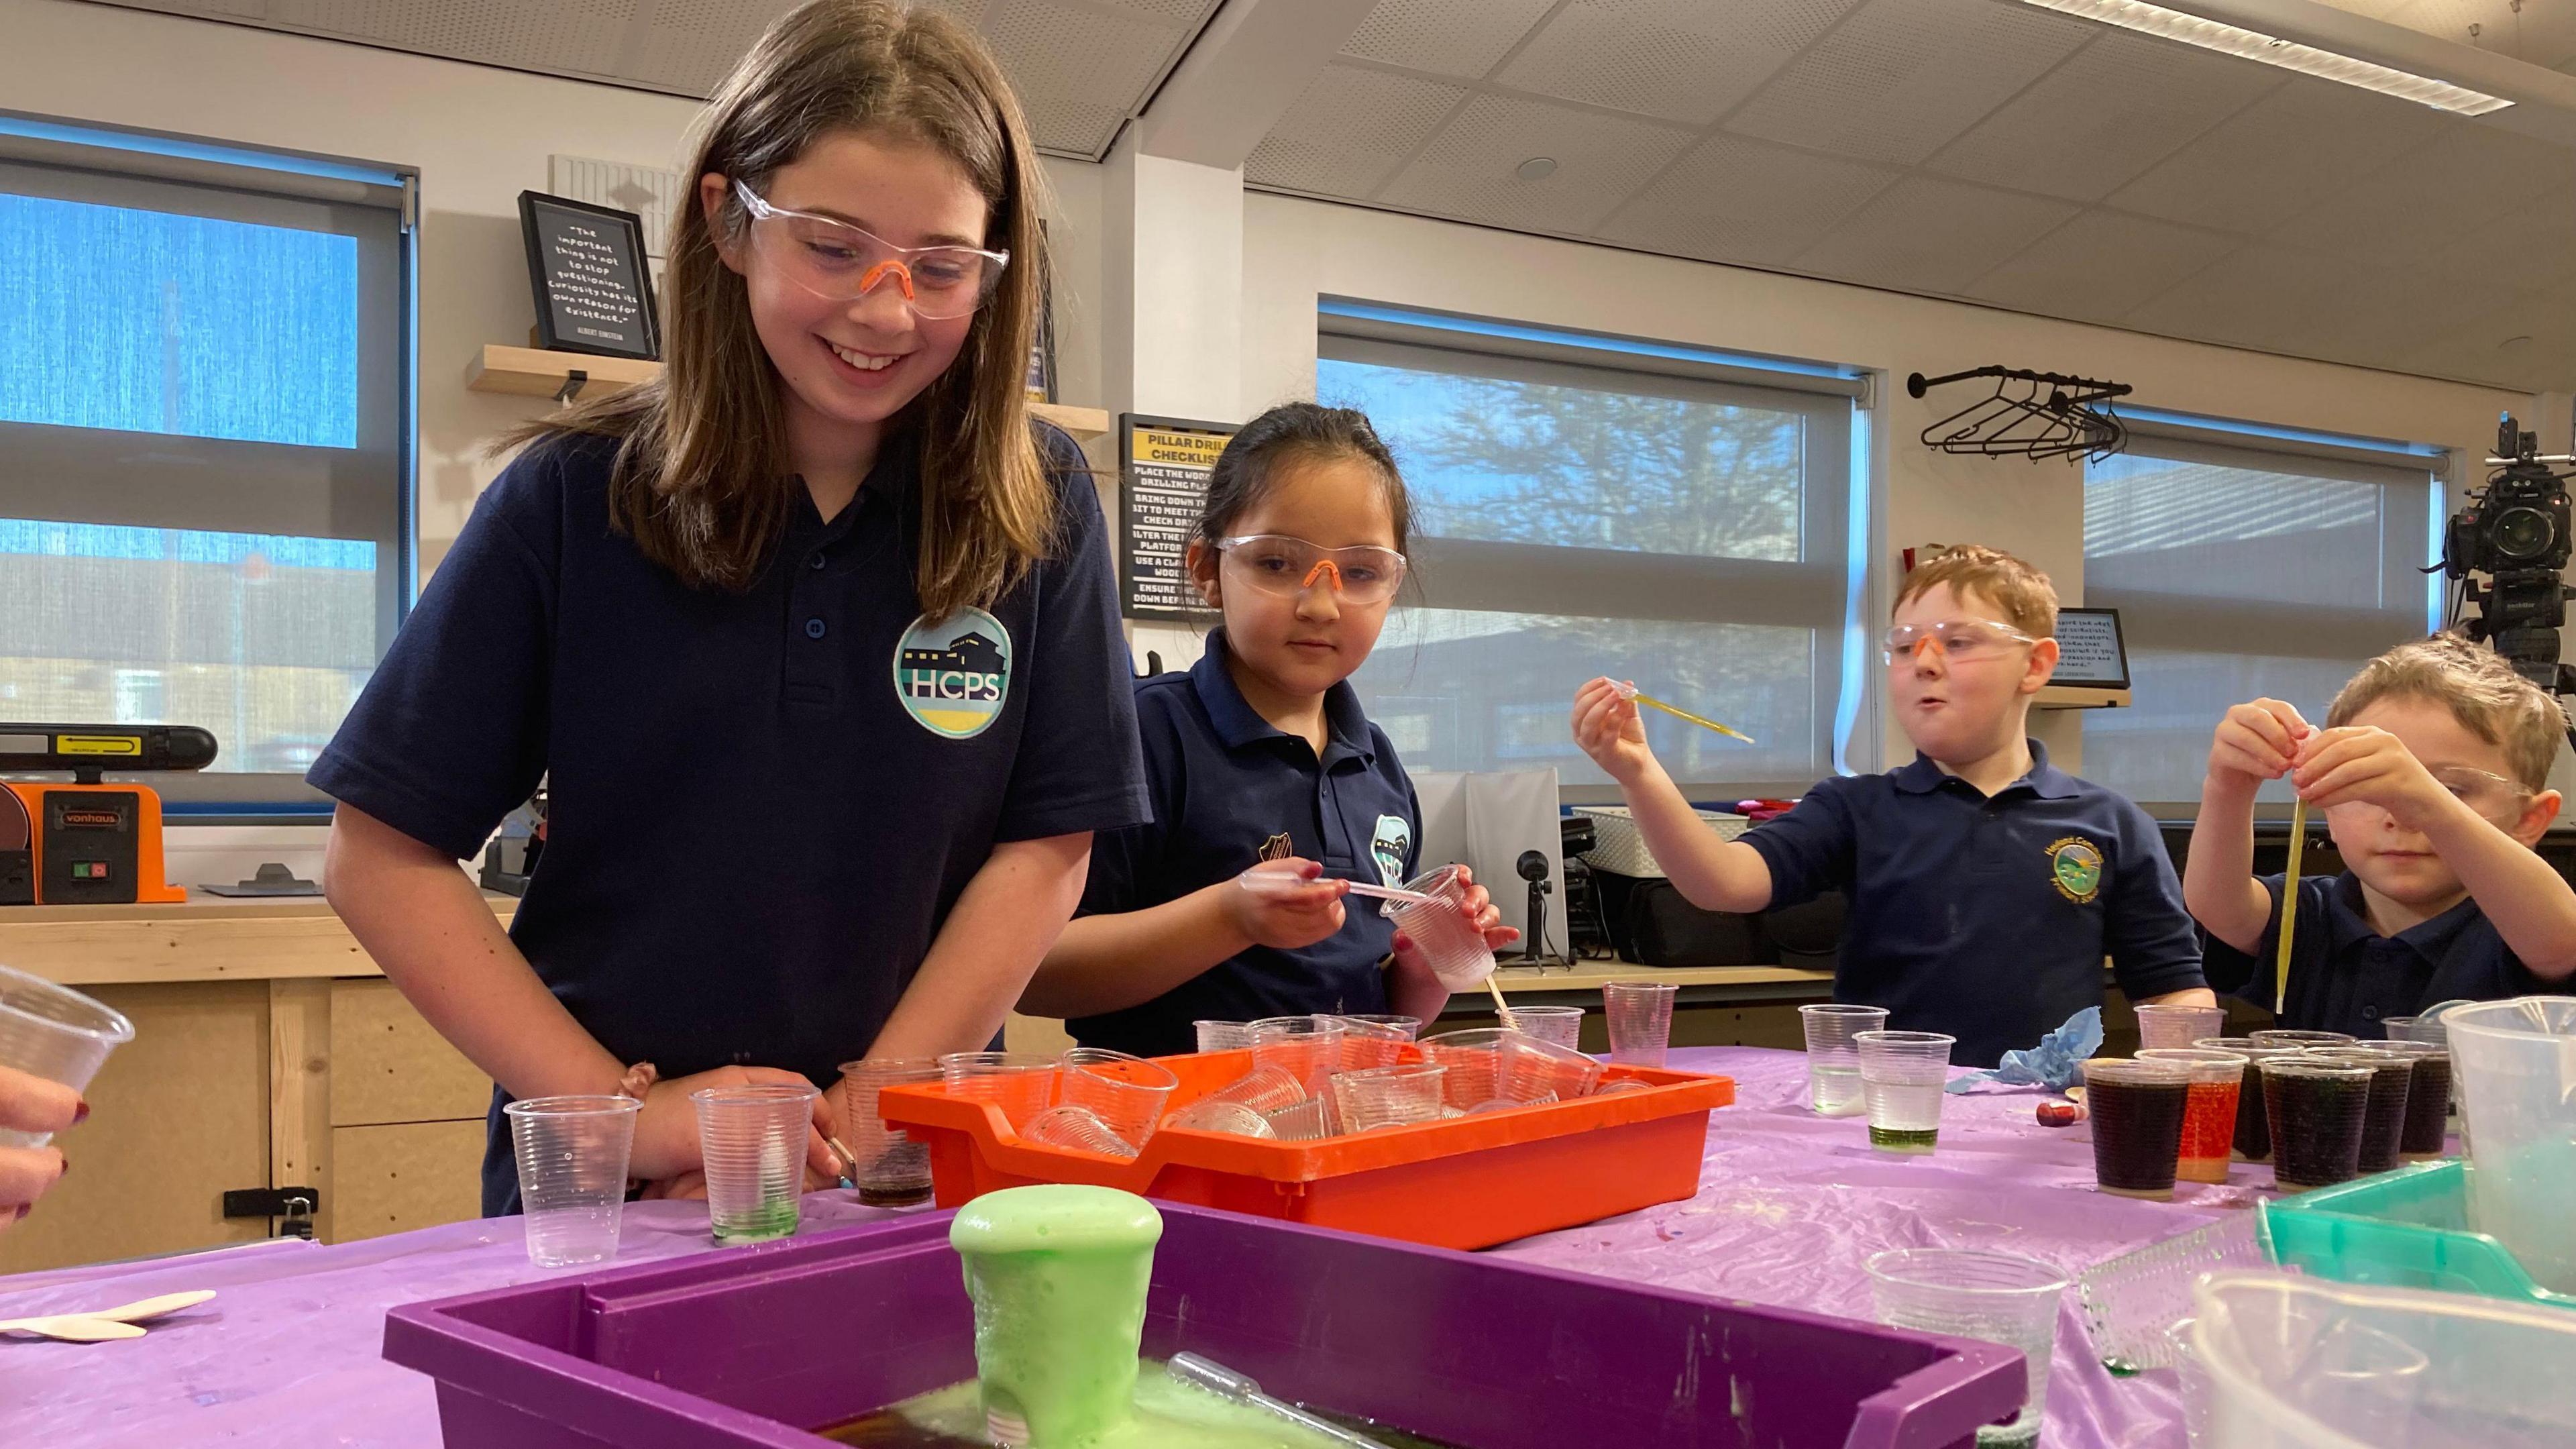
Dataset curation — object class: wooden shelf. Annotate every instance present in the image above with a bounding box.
[464,344,1112,440]
[2035,684,2131,710]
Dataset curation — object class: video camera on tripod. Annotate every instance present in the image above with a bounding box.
[2444,414,2576,724]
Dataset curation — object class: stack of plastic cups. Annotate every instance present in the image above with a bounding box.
[1378,865,1497,989]
[1603,981,1676,1068]
[1501,1034,1603,1103]
[1195,1064,1305,1114]
[1866,1248,2070,1448]
[2443,996,2576,1295]
[1020,1105,1138,1157]
[2261,1056,2372,1191]
[2133,1002,2227,1052]
[1798,1003,1888,1116]
[1417,1027,1512,1110]
[1504,1004,1584,1048]
[1854,1029,1953,1152]
[2082,1057,2193,1199]
[1330,1063,1446,1132]
[2194,1037,2299,1163]
[0,965,135,1149]
[2301,1047,2414,1174]
[1193,1021,1252,1053]
[938,1051,1060,1132]
[2135,1047,2248,1185]
[503,1094,641,1267]
[692,1082,816,1244]
[1248,1016,1346,1097]
[835,1058,938,1206]
[1328,1014,1418,1072]
[1059,1047,1179,1150]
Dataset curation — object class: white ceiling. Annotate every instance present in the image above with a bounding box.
[83,0,1223,160]
[2319,0,2576,74]
[1250,0,2576,394]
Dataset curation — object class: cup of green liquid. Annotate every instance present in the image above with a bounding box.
[692,1081,816,1244]
[1855,1029,1955,1152]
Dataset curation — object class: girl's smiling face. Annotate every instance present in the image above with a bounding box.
[1188,455,1401,704]
[706,127,988,452]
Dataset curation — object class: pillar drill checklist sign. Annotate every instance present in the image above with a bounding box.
[1120,419,1234,621]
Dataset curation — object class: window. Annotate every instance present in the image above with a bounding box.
[0,119,415,810]
[2080,419,2443,808]
[1316,303,1866,800]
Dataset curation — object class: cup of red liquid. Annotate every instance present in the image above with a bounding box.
[2081,1057,2194,1199]
[2137,1047,2249,1184]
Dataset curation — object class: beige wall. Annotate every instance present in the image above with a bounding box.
[0,0,1106,575]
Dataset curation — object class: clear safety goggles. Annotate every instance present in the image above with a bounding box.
[1881,619,2039,665]
[1213,535,1408,605]
[733,180,1010,319]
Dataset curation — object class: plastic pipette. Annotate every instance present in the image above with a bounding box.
[2277,797,2306,1014]
[1237,869,1434,906]
[1611,680,1755,744]
[1169,1352,1394,1448]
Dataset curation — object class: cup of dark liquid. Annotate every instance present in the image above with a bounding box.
[2082,1057,2194,1199]
[2136,1047,2248,1184]
[2301,1047,2415,1173]
[2375,1040,2453,1160]
[2261,1057,2373,1191]
[2194,1037,2298,1161]
[2249,1029,2355,1050]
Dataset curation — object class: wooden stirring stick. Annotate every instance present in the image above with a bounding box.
[2277,797,2308,1015]
[1487,975,1515,1028]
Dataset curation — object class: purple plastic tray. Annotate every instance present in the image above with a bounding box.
[384,1205,2021,1449]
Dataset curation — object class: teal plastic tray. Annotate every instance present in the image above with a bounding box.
[2262,1159,2575,1309]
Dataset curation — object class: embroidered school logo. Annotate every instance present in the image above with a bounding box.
[1371,814,1411,888]
[890,607,1012,739]
[2047,836,2104,904]
[1256,833,1293,863]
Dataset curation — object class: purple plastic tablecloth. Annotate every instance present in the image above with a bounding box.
[0,1046,2254,1446]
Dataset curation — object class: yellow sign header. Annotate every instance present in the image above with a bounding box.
[1132,427,1230,469]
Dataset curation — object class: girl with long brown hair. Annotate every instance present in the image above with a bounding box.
[313,0,1147,1210]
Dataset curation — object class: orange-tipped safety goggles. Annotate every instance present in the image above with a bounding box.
[1880,619,2039,665]
[1213,535,1408,606]
[733,180,1010,319]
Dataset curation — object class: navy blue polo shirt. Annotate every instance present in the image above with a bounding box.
[2202,871,2543,1038]
[308,424,1149,1214]
[1741,741,2206,1067]
[1068,630,1419,1057]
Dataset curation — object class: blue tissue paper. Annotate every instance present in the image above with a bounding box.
[1943,1006,2102,1093]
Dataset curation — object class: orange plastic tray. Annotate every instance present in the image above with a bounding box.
[877,1049,1733,1251]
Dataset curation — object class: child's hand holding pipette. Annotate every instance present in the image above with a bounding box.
[2208,697,2313,785]
[1226,859,1348,950]
[1572,677,1658,786]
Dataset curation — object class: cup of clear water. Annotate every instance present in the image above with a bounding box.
[1603,981,1676,1067]
[504,1093,641,1268]
[0,964,133,1148]
[1799,1003,1888,1117]
[692,1082,816,1245]
[1855,1029,1955,1152]
[1868,1248,2069,1448]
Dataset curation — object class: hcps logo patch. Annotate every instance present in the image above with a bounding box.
[892,607,1012,739]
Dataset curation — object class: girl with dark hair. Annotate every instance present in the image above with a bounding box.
[313,0,1148,1210]
[1024,402,1514,1055]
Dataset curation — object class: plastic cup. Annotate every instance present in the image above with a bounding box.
[0,964,135,1148]
[1799,1003,1888,1117]
[835,1058,938,1206]
[503,1094,641,1268]
[1504,1003,1584,1049]
[1500,1033,1603,1102]
[1263,1096,1336,1140]
[1058,1047,1179,1150]
[1019,1104,1138,1158]
[1417,1027,1513,1109]
[2134,1002,2227,1051]
[2250,1029,2355,1049]
[2444,996,2576,1293]
[2084,1057,2194,1198]
[1197,1064,1307,1114]
[1855,1029,1953,1152]
[1603,981,1677,1067]
[692,1083,816,1244]
[2373,1041,2453,1160]
[1377,865,1496,989]
[2302,1048,2414,1174]
[1330,1062,1446,1132]
[2261,1057,2372,1191]
[1193,1020,1252,1053]
[938,1051,1059,1131]
[1248,1016,1346,1097]
[1866,1248,2070,1446]
[2137,1047,2247,1184]
[1327,1014,1419,1072]
[2194,1037,2298,1161]
[1162,1099,1274,1137]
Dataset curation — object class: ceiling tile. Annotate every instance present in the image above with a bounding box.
[1789,175,2080,294]
[1927,31,2282,203]
[1720,0,2095,165]
[1594,133,1900,265]
[1495,0,1864,126]
[2105,76,2451,235]
[979,0,1193,157]
[627,0,800,95]
[1964,209,2241,321]
[1340,0,1558,80]
[2119,246,2432,356]
[266,0,642,78]
[1246,64,1468,199]
[2420,186,2576,296]
[2268,123,2576,265]
[1377,93,1697,234]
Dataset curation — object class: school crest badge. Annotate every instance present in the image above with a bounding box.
[2047,836,2104,904]
[890,607,1012,739]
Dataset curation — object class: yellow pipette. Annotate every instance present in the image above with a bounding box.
[2277,797,2307,1014]
[1614,682,1756,745]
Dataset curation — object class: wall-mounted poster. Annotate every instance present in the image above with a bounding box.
[519,191,659,360]
[2052,608,2130,690]
[1120,414,1236,621]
